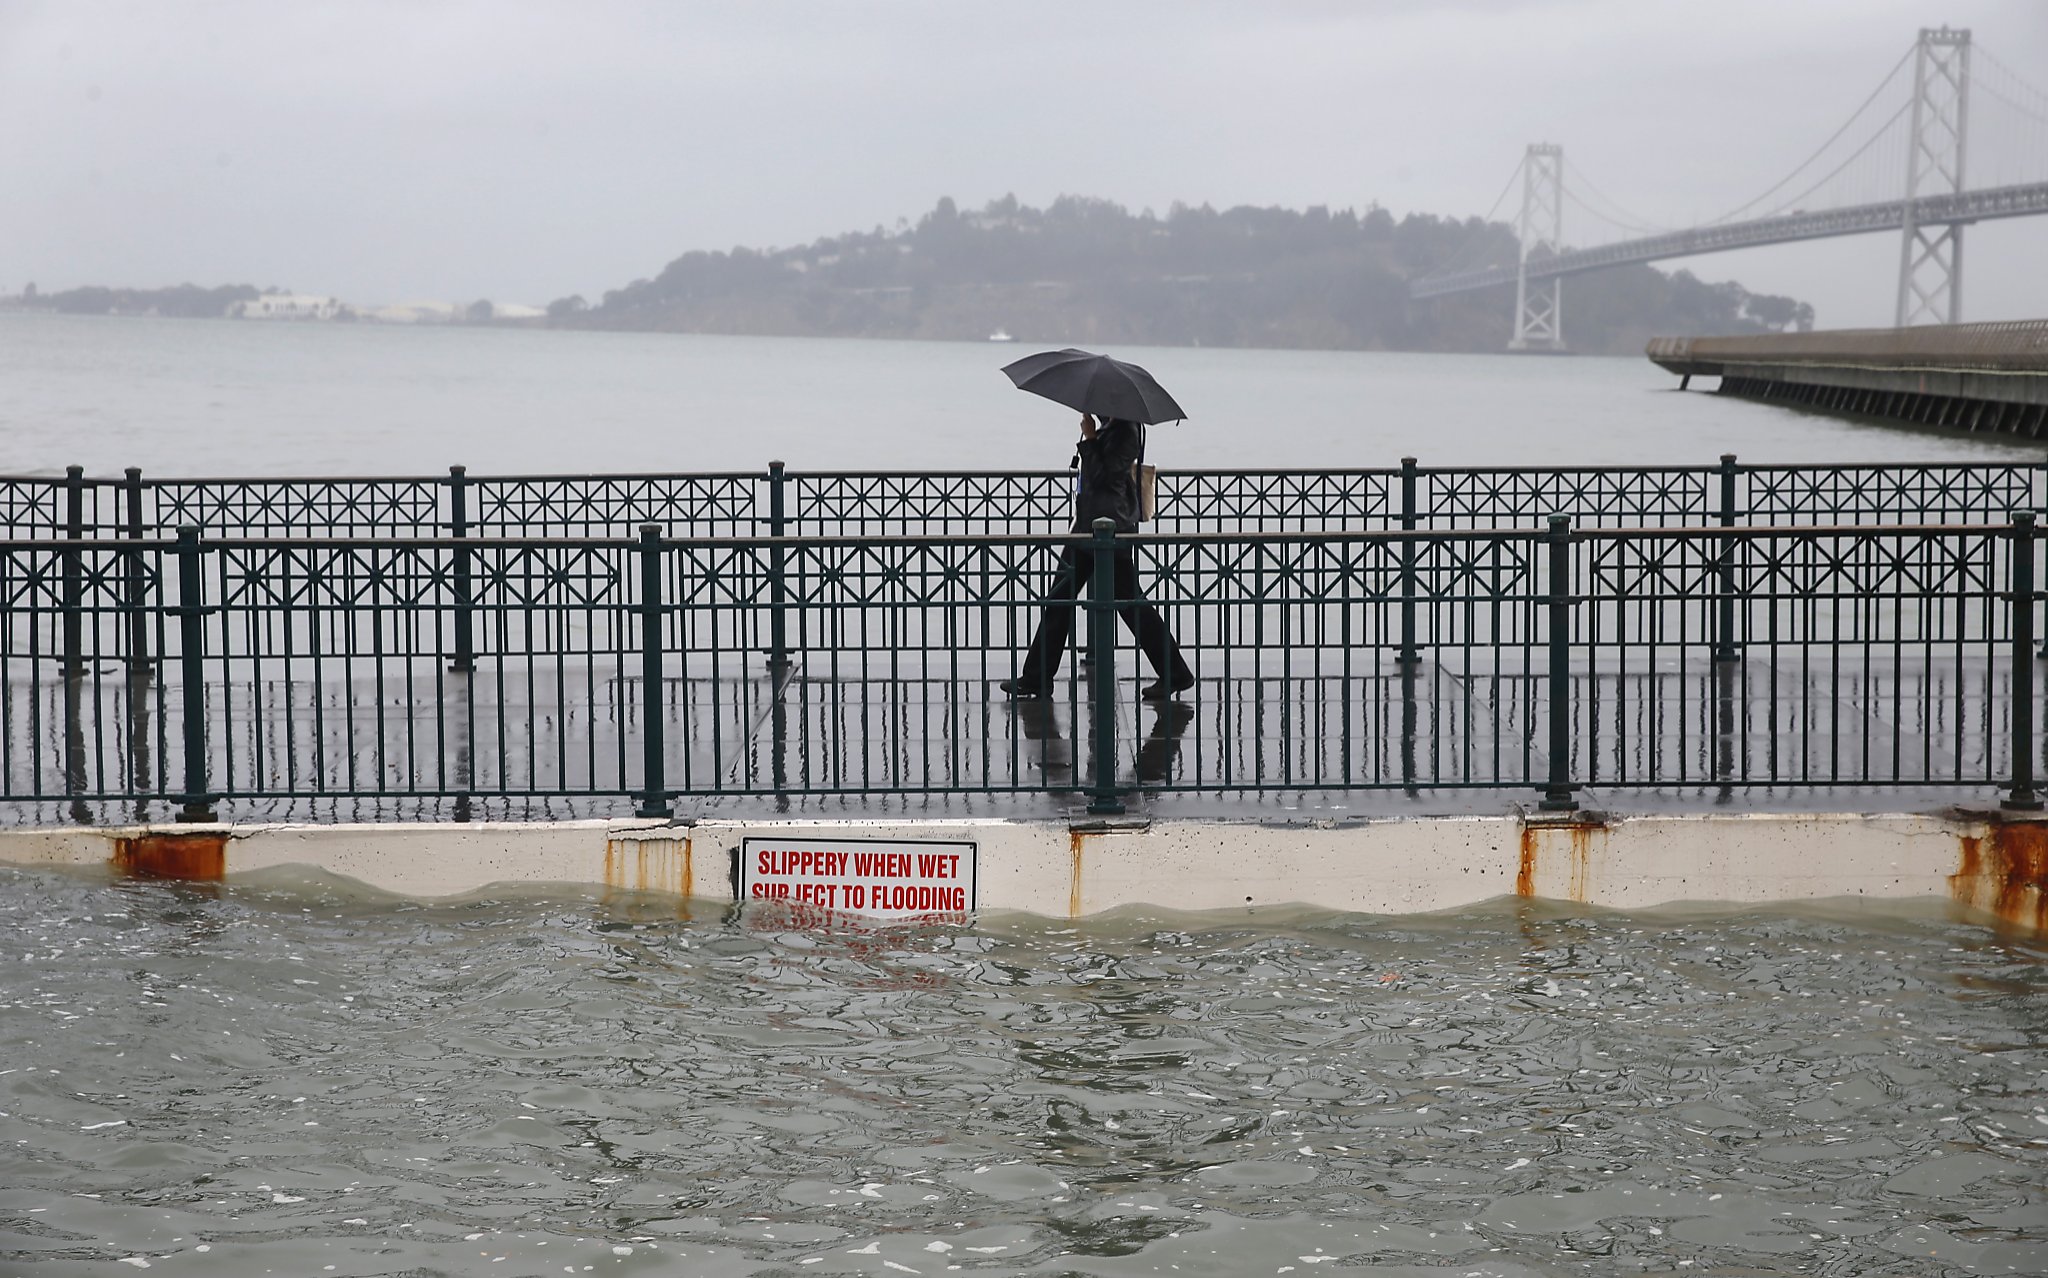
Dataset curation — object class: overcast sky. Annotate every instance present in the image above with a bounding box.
[3,0,2043,329]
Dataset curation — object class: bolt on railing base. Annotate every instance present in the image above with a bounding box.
[176,802,219,824]
[1538,789,1579,813]
[1086,796,1128,816]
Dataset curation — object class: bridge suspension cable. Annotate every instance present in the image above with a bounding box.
[1414,154,1527,283]
[1408,27,2048,340]
[1486,44,1927,254]
[1971,47,2048,189]
[1698,47,1916,227]
[1561,160,1672,236]
[1757,100,1914,220]
[1977,48,2048,122]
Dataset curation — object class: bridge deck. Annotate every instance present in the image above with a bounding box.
[1411,181,2048,299]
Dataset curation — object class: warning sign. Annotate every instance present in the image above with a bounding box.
[739,836,978,919]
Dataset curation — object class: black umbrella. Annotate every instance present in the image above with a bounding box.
[1000,348,1186,424]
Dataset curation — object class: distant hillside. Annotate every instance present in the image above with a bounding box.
[13,282,260,318]
[555,195,1814,355]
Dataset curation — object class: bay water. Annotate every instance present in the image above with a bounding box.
[0,312,2036,478]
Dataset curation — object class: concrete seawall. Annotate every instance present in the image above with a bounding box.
[5,810,2044,937]
[1648,320,2048,437]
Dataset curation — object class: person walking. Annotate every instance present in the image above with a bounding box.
[999,412,1195,700]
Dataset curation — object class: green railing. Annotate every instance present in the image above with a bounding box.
[2,511,2040,821]
[6,456,2043,542]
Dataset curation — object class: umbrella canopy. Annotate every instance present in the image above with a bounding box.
[1000,348,1186,424]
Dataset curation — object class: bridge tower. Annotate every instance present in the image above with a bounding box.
[1896,26,1971,326]
[1510,143,1565,351]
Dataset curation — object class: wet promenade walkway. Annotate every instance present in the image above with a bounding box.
[6,646,2015,826]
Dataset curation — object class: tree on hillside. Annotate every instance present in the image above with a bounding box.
[563,194,1803,355]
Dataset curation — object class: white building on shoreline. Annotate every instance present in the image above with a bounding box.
[229,293,347,320]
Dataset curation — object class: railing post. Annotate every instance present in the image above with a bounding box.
[447,465,474,673]
[173,526,216,823]
[61,464,85,679]
[1540,514,1578,813]
[1398,456,1419,667]
[2005,511,2042,811]
[122,467,151,676]
[1086,517,1125,815]
[636,524,672,819]
[2038,452,2048,660]
[767,459,790,672]
[1715,452,1739,663]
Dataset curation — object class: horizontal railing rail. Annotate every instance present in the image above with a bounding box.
[5,457,2043,545]
[3,514,2039,820]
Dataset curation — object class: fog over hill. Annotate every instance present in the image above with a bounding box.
[558,195,1814,356]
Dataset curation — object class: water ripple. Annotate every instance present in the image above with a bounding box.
[1,865,2043,1275]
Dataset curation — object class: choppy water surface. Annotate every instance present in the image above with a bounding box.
[2,868,2044,1277]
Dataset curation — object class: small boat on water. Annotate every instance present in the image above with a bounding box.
[987,329,1014,342]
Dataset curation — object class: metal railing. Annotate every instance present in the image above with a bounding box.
[4,512,2040,820]
[6,457,2043,545]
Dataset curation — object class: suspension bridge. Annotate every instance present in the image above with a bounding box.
[1411,27,2048,350]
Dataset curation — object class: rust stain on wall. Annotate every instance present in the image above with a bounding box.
[1069,831,1088,919]
[1952,823,2048,935]
[1568,826,1595,903]
[113,832,227,881]
[602,835,694,915]
[1517,820,1608,903]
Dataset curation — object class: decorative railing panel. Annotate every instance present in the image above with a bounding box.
[1740,464,2041,524]
[1153,470,1397,532]
[151,477,445,538]
[1421,467,1716,529]
[466,472,759,538]
[784,471,1073,536]
[5,461,2043,547]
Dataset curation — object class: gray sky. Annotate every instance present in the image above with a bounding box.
[4,0,2044,328]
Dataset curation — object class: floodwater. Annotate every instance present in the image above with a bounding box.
[2,865,2043,1276]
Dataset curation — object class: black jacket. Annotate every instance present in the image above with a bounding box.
[1071,419,1145,532]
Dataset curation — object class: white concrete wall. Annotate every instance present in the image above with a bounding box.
[5,810,2042,934]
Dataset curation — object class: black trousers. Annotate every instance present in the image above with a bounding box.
[1017,545,1193,687]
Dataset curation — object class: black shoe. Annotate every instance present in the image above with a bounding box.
[1141,673,1196,701]
[999,677,1049,699]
